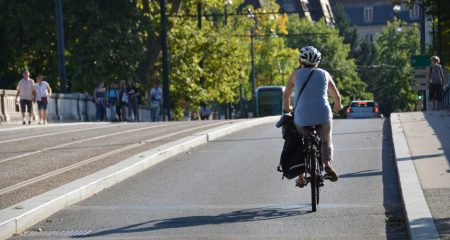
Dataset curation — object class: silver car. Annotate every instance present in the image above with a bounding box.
[346,100,380,118]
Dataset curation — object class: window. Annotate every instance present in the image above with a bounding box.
[364,7,373,23]
[410,4,420,19]
[365,34,373,42]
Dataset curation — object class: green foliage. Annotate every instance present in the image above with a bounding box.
[285,17,372,105]
[64,1,145,92]
[332,3,358,58]
[166,19,248,119]
[0,1,56,89]
[0,0,373,120]
[372,19,420,116]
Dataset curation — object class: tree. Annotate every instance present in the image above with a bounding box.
[332,3,358,58]
[0,1,56,89]
[373,19,420,116]
[64,0,145,92]
[393,0,450,66]
[285,17,372,105]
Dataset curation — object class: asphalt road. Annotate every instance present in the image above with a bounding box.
[11,119,408,240]
[0,121,231,209]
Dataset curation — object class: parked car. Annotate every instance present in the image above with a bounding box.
[346,100,380,118]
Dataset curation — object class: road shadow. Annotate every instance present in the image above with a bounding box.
[210,137,281,143]
[338,169,381,179]
[424,111,450,166]
[406,217,450,239]
[333,130,381,136]
[382,118,408,239]
[73,206,308,238]
[396,153,445,161]
[434,217,450,239]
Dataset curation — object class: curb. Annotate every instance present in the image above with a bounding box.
[0,116,279,240]
[390,113,440,240]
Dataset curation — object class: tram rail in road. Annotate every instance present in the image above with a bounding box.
[0,121,232,209]
[0,117,278,240]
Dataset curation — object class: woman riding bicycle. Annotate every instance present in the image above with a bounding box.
[283,46,342,187]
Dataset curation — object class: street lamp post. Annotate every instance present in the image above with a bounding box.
[224,0,232,26]
[250,27,256,115]
[160,0,171,120]
[55,0,67,93]
[393,5,403,32]
[277,59,289,83]
[248,9,257,117]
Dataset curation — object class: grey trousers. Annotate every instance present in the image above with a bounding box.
[296,121,333,163]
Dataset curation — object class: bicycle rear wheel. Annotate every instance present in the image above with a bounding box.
[310,153,317,212]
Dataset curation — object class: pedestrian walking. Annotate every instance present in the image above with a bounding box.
[107,82,119,121]
[34,74,52,124]
[93,82,107,121]
[15,69,36,125]
[119,80,128,121]
[147,82,163,122]
[127,80,140,122]
[199,102,211,120]
[428,56,444,111]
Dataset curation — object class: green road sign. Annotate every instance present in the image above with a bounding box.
[411,55,431,68]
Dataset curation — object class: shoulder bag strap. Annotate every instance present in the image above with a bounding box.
[293,68,315,112]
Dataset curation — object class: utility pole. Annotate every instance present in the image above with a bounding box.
[420,2,425,54]
[197,2,202,29]
[55,0,67,93]
[160,0,171,120]
[437,0,443,64]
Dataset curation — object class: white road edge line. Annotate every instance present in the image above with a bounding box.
[390,113,440,240]
[0,116,278,240]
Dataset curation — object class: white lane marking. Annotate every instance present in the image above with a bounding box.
[0,121,226,195]
[0,123,176,163]
[0,124,129,144]
[0,122,108,133]
[334,147,382,151]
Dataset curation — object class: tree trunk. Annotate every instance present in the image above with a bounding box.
[138,0,183,86]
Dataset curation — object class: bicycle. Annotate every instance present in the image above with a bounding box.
[302,125,330,212]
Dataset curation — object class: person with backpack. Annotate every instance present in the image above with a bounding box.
[282,46,342,187]
[428,56,444,111]
[199,102,212,120]
[106,82,119,121]
[93,82,107,121]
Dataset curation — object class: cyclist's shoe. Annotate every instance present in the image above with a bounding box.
[295,175,306,188]
[324,164,338,182]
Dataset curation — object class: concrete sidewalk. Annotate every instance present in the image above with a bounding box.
[391,111,450,240]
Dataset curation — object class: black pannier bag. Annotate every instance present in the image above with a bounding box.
[275,69,315,179]
[276,114,306,179]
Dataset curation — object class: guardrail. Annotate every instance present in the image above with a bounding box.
[440,86,450,110]
[0,89,154,123]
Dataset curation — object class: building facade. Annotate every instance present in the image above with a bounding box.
[331,0,430,45]
[239,0,334,24]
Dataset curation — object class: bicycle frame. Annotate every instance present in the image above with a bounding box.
[303,127,324,212]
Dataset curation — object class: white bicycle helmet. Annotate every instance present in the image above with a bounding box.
[299,46,321,65]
